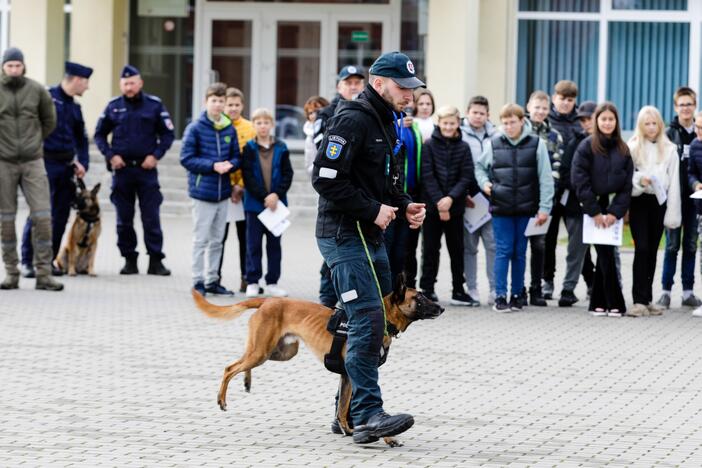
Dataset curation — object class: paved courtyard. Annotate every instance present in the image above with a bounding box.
[2,210,702,467]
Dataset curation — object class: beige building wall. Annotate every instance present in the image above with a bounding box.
[9,0,64,85]
[426,0,516,116]
[70,0,129,136]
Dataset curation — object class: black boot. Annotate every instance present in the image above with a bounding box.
[147,256,171,276]
[529,286,547,306]
[120,255,139,275]
[352,411,414,444]
[559,289,579,307]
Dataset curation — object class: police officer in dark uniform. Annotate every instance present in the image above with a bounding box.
[20,61,93,278]
[94,65,174,275]
[313,52,426,444]
[313,65,365,308]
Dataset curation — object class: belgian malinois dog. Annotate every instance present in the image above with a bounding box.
[192,277,443,446]
[55,180,101,276]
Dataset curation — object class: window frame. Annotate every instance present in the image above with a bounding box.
[0,0,10,54]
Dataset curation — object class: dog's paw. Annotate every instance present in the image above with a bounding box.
[68,271,77,277]
[218,398,227,411]
[88,272,97,277]
[384,437,402,448]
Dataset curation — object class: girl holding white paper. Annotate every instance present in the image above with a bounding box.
[572,102,633,317]
[627,106,681,317]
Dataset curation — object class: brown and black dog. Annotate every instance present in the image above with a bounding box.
[56,181,101,276]
[192,278,443,446]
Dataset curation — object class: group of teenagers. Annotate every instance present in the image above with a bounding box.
[304,68,702,317]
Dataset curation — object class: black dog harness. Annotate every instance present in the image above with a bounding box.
[324,308,395,375]
[77,212,99,248]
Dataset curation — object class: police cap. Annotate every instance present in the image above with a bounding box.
[65,61,93,79]
[368,51,424,89]
[338,65,365,81]
[121,64,140,79]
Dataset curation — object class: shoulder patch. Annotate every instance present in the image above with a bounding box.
[328,135,347,145]
[325,141,344,160]
[146,94,162,102]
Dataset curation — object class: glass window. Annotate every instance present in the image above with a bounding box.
[612,0,687,10]
[516,20,599,106]
[275,21,320,140]
[607,21,689,129]
[129,0,194,137]
[401,0,427,84]
[64,0,71,62]
[337,22,382,69]
[211,19,253,115]
[518,0,600,12]
[208,0,389,3]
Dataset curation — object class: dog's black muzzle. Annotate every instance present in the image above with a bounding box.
[413,292,445,320]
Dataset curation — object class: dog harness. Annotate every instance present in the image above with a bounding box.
[77,212,99,248]
[324,308,395,375]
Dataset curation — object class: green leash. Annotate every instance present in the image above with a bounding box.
[356,221,388,336]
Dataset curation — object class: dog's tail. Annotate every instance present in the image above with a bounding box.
[191,289,266,321]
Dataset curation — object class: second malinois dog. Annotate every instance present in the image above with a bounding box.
[56,180,101,276]
[192,277,444,447]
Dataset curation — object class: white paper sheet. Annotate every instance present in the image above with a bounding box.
[257,201,291,237]
[582,215,623,246]
[560,189,570,206]
[227,199,246,223]
[649,175,667,205]
[463,193,491,233]
[690,190,702,199]
[524,216,552,237]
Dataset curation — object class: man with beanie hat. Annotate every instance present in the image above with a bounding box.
[20,61,93,278]
[0,47,62,291]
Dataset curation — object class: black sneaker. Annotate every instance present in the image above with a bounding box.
[193,282,207,296]
[51,264,64,277]
[509,295,523,311]
[542,280,554,300]
[558,289,579,307]
[529,287,547,306]
[423,290,439,303]
[492,296,510,312]
[205,282,234,296]
[20,263,35,278]
[450,291,479,307]
[352,411,414,444]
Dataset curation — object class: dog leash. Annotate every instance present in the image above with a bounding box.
[356,221,388,336]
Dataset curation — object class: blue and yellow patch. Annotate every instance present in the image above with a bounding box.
[325,142,343,160]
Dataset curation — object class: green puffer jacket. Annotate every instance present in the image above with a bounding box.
[0,73,56,162]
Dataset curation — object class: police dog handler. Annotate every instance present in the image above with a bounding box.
[313,52,427,444]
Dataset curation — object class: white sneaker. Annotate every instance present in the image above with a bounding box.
[693,305,702,317]
[264,284,288,297]
[246,283,260,298]
[468,289,480,303]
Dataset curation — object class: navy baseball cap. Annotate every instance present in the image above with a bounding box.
[577,101,597,118]
[65,61,93,79]
[338,65,364,81]
[121,65,140,78]
[368,51,424,89]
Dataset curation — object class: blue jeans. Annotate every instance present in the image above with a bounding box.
[492,215,530,298]
[661,202,698,291]
[317,235,391,426]
[245,211,281,285]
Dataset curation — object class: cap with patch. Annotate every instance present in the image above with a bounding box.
[121,65,140,79]
[65,61,93,79]
[576,101,597,118]
[338,65,365,81]
[368,51,424,89]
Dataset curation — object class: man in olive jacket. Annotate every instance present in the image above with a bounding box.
[0,47,62,291]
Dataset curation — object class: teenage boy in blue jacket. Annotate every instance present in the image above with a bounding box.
[180,82,240,296]
[242,108,294,298]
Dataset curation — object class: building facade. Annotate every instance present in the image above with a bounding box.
[5,0,700,141]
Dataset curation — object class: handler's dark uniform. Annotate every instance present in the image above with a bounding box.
[94,65,174,273]
[313,82,412,429]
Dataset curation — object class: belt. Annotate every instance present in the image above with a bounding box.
[44,151,74,162]
[124,158,145,167]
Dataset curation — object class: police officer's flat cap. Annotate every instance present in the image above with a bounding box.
[577,101,597,118]
[369,51,424,89]
[65,61,93,79]
[121,64,140,78]
[338,65,365,81]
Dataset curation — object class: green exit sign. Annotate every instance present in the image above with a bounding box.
[351,31,370,43]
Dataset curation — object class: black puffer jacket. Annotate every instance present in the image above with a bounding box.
[421,127,477,216]
[549,105,581,144]
[571,135,633,218]
[559,131,588,216]
[667,115,696,200]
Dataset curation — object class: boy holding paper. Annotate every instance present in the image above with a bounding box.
[474,104,554,312]
[241,108,294,298]
[180,82,241,296]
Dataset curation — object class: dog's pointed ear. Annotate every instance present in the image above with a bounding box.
[91,183,101,196]
[391,272,407,304]
[76,178,87,191]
